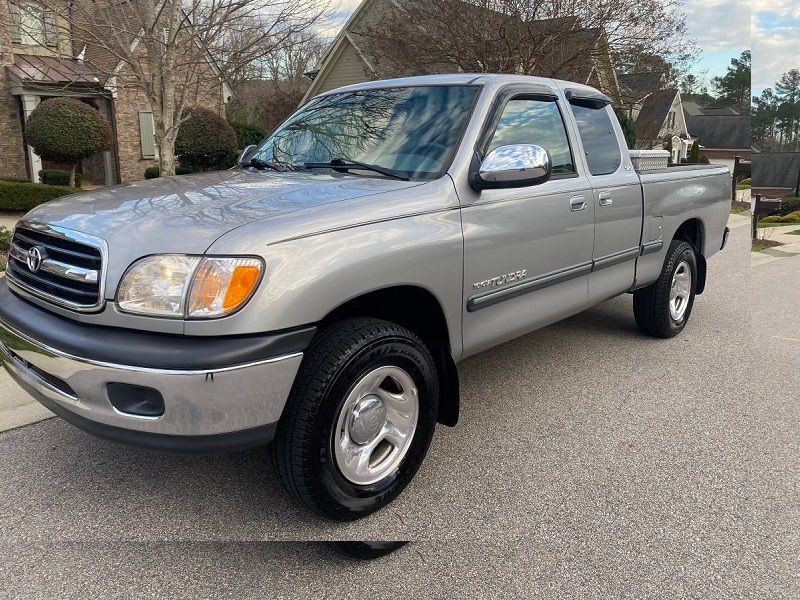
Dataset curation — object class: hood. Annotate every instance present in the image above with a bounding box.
[23,169,424,283]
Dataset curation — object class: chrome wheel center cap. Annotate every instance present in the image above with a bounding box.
[348,394,386,445]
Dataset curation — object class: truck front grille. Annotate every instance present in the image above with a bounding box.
[6,224,105,312]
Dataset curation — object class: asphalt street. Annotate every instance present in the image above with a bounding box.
[1,224,798,598]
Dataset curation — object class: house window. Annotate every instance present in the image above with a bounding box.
[138,111,157,159]
[9,2,58,47]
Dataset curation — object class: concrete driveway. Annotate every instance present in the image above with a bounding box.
[1,223,797,598]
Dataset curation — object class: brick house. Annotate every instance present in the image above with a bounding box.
[0,0,229,185]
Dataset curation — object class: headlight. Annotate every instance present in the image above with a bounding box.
[117,255,263,319]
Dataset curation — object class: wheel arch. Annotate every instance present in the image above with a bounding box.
[673,217,707,294]
[319,285,460,427]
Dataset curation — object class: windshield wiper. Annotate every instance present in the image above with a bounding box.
[303,158,410,181]
[245,157,290,172]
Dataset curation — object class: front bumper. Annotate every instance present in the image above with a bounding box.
[0,280,312,453]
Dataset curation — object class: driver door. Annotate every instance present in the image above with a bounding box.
[460,92,596,356]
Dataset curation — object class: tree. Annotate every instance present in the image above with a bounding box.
[226,32,327,134]
[614,108,637,149]
[688,140,700,163]
[25,98,112,187]
[712,51,751,114]
[20,0,330,177]
[752,71,800,151]
[357,0,693,90]
[176,107,239,171]
[680,74,698,96]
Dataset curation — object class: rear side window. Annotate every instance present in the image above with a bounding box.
[486,98,575,175]
[569,103,621,176]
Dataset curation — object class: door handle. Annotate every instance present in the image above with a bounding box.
[598,192,613,207]
[569,195,587,212]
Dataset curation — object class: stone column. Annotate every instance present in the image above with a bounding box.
[20,95,42,183]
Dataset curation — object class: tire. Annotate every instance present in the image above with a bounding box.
[332,541,409,560]
[633,240,697,338]
[270,318,439,520]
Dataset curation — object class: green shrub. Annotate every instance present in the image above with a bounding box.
[176,107,239,172]
[0,180,75,211]
[778,195,800,216]
[39,169,82,188]
[699,155,710,164]
[0,226,11,251]
[761,215,781,223]
[144,165,196,179]
[25,98,112,187]
[230,122,266,149]
[0,176,32,184]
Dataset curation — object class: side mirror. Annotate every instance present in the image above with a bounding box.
[472,144,552,190]
[238,144,258,168]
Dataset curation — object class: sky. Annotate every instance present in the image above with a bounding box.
[752,0,800,96]
[321,0,750,86]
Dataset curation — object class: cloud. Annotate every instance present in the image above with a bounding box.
[752,10,800,89]
[683,0,750,51]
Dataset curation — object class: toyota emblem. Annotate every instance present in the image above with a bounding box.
[26,246,44,273]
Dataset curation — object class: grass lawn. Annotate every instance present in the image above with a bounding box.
[790,229,800,236]
[752,242,770,252]
[731,201,750,214]
[757,221,800,228]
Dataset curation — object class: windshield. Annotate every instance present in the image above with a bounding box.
[252,85,480,180]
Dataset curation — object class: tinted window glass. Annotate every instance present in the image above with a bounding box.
[569,103,621,176]
[486,99,575,174]
[253,85,479,179]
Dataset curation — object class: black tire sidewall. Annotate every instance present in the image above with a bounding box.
[665,245,697,333]
[313,334,438,515]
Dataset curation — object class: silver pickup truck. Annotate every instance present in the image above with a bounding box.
[0,74,730,520]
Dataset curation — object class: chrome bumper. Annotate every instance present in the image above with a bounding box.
[0,317,303,443]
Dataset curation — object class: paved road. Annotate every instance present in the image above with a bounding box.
[1,225,798,598]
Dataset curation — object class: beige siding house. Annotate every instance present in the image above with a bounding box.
[303,0,622,104]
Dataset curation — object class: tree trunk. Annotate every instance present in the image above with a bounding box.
[69,164,77,188]
[158,139,177,177]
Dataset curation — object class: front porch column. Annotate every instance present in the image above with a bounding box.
[21,95,42,183]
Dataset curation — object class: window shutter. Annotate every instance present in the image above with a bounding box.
[43,10,57,47]
[9,4,22,44]
[139,111,156,159]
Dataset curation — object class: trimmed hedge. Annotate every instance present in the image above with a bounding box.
[26,99,112,185]
[761,210,800,224]
[39,169,82,188]
[0,180,75,211]
[176,107,239,172]
[778,195,800,216]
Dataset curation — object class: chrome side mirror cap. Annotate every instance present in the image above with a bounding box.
[238,144,258,168]
[472,144,552,190]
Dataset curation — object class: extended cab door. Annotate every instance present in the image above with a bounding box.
[459,90,595,356]
[566,97,644,302]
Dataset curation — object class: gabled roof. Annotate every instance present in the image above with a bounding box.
[304,0,615,102]
[635,88,678,141]
[682,101,739,117]
[617,72,664,103]
[686,114,750,150]
[752,152,800,189]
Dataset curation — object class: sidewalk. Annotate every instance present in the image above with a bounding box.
[0,212,22,230]
[752,223,800,267]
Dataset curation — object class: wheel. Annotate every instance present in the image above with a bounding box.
[633,240,697,338]
[332,541,409,560]
[271,318,439,520]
